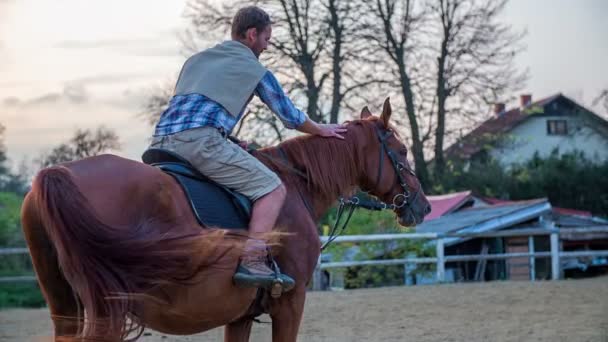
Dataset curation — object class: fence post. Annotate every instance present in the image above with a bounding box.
[404,252,417,286]
[313,255,323,291]
[550,231,560,280]
[528,236,536,281]
[436,237,445,283]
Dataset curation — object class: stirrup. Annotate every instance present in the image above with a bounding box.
[270,277,284,299]
[266,249,296,298]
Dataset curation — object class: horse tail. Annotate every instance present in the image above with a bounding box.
[31,165,234,340]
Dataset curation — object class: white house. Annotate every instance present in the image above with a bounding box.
[445,93,608,165]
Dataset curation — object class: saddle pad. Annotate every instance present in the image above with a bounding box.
[166,171,250,229]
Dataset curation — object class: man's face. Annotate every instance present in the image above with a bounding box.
[250,25,272,58]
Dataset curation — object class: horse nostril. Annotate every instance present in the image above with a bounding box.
[424,204,432,215]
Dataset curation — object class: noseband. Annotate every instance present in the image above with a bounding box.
[371,126,421,210]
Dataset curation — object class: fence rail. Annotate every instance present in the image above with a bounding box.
[313,227,608,290]
[3,228,608,286]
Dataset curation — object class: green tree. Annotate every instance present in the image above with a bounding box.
[0,124,9,179]
[0,192,23,247]
[0,124,29,194]
[438,150,608,217]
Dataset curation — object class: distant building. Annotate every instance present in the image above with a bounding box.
[445,93,608,166]
[417,192,608,282]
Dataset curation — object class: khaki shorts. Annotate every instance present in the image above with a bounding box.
[150,126,282,201]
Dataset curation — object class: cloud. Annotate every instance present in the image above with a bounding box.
[63,82,88,103]
[54,33,180,57]
[70,72,153,85]
[4,83,90,107]
[26,93,62,105]
[55,38,144,50]
[2,96,20,106]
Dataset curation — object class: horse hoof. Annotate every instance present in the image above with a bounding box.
[270,280,283,298]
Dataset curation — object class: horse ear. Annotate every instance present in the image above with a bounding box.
[360,106,372,119]
[381,97,392,127]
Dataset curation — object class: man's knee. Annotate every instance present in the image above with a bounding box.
[271,183,287,202]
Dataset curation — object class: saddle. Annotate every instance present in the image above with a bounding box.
[142,148,252,229]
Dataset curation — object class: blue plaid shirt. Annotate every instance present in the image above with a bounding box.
[153,71,308,136]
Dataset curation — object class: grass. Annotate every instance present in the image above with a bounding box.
[0,283,46,309]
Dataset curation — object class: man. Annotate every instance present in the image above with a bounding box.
[149,6,346,293]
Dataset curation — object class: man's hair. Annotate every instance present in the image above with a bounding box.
[231,6,271,39]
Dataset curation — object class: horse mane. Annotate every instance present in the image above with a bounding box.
[256,120,375,204]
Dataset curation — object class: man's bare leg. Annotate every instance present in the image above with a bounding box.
[249,183,286,235]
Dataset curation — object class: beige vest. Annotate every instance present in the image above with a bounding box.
[174,40,267,117]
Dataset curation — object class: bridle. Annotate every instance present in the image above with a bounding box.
[321,126,422,250]
[369,126,421,210]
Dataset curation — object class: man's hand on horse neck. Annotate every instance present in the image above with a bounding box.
[297,118,348,140]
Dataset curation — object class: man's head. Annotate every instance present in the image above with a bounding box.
[231,6,272,58]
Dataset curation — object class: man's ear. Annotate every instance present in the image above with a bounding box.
[380,97,392,127]
[246,27,257,42]
[360,106,372,119]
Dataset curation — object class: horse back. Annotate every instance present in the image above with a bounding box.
[63,154,199,234]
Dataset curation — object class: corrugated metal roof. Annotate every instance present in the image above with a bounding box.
[416,198,552,246]
[482,197,594,219]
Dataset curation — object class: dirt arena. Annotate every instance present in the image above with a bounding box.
[1,277,607,342]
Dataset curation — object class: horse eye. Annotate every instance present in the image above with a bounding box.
[399,149,407,156]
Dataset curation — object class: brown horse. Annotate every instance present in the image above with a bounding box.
[21,98,431,341]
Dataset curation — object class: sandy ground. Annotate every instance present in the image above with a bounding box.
[1,277,607,342]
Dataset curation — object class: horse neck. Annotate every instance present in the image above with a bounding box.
[261,134,363,220]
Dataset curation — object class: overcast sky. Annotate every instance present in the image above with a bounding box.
[1,0,607,167]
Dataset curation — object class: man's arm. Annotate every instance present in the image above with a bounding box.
[255,71,347,139]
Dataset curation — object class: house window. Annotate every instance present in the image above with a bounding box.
[547,120,568,135]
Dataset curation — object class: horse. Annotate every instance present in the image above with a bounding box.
[21,98,431,341]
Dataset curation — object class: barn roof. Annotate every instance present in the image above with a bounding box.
[425,190,473,221]
[415,198,552,246]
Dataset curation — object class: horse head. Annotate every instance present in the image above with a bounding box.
[355,97,431,226]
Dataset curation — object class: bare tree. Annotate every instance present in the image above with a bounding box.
[37,127,121,168]
[324,0,387,123]
[260,0,331,122]
[363,0,432,189]
[362,0,527,188]
[430,0,526,179]
[139,79,176,126]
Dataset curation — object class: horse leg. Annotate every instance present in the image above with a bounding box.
[224,317,254,342]
[269,287,306,342]
[21,195,82,338]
